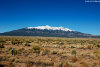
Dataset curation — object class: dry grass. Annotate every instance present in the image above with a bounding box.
[25,61,32,67]
[80,62,89,67]
[59,61,72,67]
[0,36,100,67]
[71,57,78,63]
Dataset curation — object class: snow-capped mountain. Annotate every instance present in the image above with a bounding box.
[27,25,73,31]
[0,25,100,38]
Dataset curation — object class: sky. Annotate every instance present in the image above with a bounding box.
[0,0,100,35]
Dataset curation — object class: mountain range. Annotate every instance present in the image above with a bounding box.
[0,25,100,38]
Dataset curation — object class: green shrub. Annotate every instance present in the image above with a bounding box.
[71,50,77,57]
[33,46,40,51]
[33,46,41,54]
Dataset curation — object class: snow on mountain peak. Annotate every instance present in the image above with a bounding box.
[27,25,73,31]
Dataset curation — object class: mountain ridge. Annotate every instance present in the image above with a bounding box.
[0,25,100,38]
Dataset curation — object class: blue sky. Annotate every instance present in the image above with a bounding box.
[0,0,100,35]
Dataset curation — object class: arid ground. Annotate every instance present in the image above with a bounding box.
[0,36,100,67]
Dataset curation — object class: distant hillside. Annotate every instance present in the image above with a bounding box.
[0,25,100,38]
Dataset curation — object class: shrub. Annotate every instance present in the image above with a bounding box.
[96,44,100,48]
[11,41,18,45]
[80,62,88,67]
[9,57,15,62]
[42,61,54,66]
[0,39,6,43]
[87,45,92,49]
[33,46,41,53]
[33,46,41,51]
[13,50,17,56]
[92,63,97,67]
[11,41,22,45]
[25,43,31,46]
[52,51,57,54]
[71,50,77,57]
[0,44,4,48]
[63,62,72,67]
[25,61,32,67]
[0,56,8,61]
[59,42,64,45]
[40,48,50,55]
[70,46,76,48]
[63,45,66,48]
[7,62,15,67]
[59,61,72,67]
[93,50,100,57]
